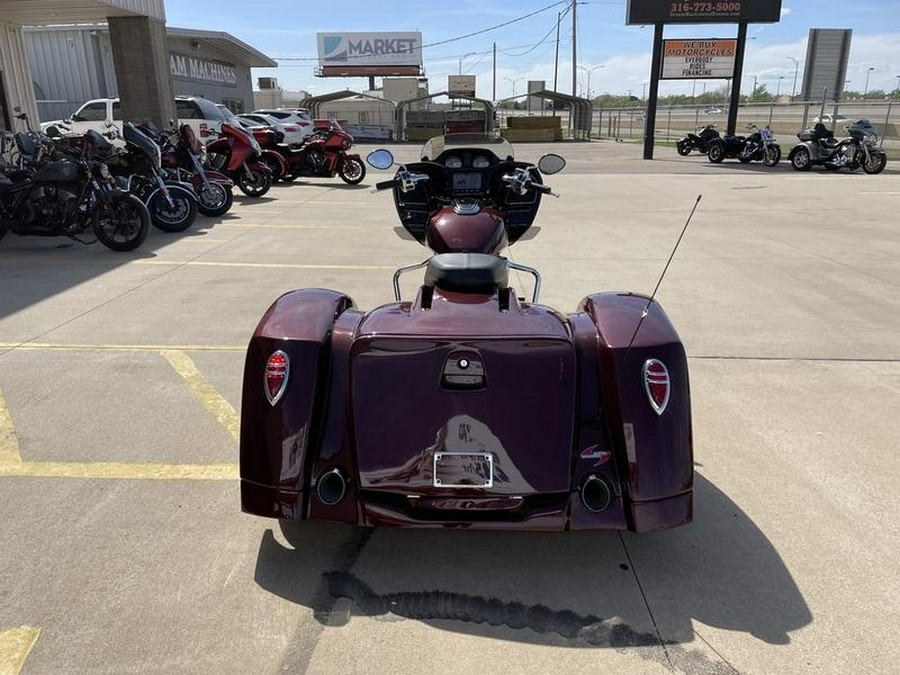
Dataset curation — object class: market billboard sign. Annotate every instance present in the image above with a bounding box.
[169,53,237,86]
[317,32,423,68]
[661,39,736,79]
[626,0,782,24]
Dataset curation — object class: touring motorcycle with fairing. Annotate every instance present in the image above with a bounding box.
[240,134,693,532]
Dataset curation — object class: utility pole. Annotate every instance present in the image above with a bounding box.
[493,42,497,101]
[571,0,577,97]
[553,11,561,93]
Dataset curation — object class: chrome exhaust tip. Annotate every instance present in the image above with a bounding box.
[316,467,347,506]
[580,474,612,513]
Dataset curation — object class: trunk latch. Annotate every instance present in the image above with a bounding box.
[442,352,485,390]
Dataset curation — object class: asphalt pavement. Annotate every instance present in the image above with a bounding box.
[0,140,898,674]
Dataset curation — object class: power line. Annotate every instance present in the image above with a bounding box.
[273,0,570,62]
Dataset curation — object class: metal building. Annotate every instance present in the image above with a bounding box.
[26,24,276,122]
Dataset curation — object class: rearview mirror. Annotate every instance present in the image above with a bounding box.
[366,149,394,170]
[538,153,566,175]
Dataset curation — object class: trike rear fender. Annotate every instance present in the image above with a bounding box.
[578,292,693,532]
[240,289,355,519]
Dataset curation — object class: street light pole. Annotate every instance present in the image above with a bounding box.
[504,76,524,100]
[576,65,604,99]
[787,56,800,100]
[864,67,875,98]
[776,76,783,97]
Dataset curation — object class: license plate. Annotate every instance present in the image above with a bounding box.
[433,452,493,488]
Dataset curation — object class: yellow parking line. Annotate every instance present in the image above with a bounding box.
[0,388,22,465]
[0,626,41,675]
[0,462,237,480]
[135,260,394,270]
[161,350,240,442]
[0,343,243,353]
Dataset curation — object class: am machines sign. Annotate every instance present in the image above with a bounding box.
[170,54,237,86]
[661,39,736,79]
[317,32,423,76]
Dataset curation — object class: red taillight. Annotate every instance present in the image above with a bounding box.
[264,350,289,405]
[642,359,670,415]
[200,123,210,138]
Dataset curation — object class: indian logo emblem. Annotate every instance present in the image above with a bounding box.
[642,359,670,415]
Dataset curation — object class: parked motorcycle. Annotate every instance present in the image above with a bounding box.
[676,124,720,156]
[204,123,273,197]
[707,124,780,166]
[237,133,695,533]
[739,124,781,166]
[99,122,198,232]
[243,126,290,183]
[789,120,887,174]
[159,123,234,217]
[278,121,366,185]
[0,130,149,251]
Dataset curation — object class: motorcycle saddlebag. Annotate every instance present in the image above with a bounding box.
[33,160,80,183]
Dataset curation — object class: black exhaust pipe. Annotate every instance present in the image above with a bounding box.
[316,467,347,506]
[580,474,612,513]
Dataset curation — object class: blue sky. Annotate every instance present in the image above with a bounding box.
[165,1,900,99]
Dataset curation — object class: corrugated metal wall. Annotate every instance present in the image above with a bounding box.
[0,20,39,131]
[25,27,108,121]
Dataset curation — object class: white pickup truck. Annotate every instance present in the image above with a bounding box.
[41,96,226,142]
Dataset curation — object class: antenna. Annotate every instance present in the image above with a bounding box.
[623,194,702,364]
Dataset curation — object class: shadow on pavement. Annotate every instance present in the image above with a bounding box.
[253,471,810,670]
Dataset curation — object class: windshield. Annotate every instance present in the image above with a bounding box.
[420,134,514,162]
[217,106,241,125]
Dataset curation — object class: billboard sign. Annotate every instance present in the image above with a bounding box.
[317,32,422,68]
[626,0,782,24]
[661,39,736,79]
[800,29,852,102]
[448,75,476,98]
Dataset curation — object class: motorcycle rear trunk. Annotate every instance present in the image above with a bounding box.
[240,138,693,532]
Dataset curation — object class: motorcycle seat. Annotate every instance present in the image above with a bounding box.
[821,138,840,148]
[424,253,509,294]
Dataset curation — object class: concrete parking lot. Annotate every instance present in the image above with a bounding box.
[0,140,898,674]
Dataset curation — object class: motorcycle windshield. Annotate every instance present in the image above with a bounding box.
[123,122,161,169]
[420,134,515,162]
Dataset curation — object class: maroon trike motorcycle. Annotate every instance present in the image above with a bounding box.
[240,134,693,532]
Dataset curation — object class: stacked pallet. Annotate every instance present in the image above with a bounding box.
[501,115,563,141]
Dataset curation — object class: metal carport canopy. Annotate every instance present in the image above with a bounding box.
[395,91,496,140]
[497,90,593,140]
[299,90,397,119]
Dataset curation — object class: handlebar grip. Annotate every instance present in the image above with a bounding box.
[375,179,398,191]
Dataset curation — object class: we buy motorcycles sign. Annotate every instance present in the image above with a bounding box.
[660,39,736,79]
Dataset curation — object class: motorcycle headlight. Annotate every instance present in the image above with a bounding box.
[342,138,351,149]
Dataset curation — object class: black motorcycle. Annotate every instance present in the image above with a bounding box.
[789,120,887,174]
[97,123,199,232]
[708,124,781,166]
[0,131,150,251]
[676,124,720,156]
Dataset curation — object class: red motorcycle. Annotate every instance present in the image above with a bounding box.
[243,125,290,183]
[279,122,366,185]
[159,124,234,217]
[204,123,273,198]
